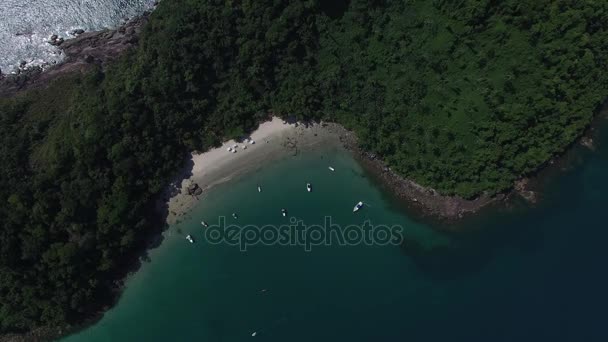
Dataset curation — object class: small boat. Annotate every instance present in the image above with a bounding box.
[227,147,232,152]
[353,201,364,212]
[257,185,262,192]
[233,144,238,149]
[232,213,238,219]
[306,183,312,192]
[328,166,335,171]
[281,208,287,217]
[186,235,194,243]
[249,140,255,145]
[251,332,257,337]
[232,149,237,153]
[201,221,209,227]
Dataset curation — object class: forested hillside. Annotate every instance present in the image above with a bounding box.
[2,0,608,334]
[316,0,608,196]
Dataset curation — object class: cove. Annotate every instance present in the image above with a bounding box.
[63,128,608,341]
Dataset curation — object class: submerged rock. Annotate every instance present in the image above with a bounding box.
[580,136,594,150]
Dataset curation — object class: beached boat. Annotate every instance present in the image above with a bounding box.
[201,221,208,227]
[328,166,335,171]
[281,208,287,217]
[227,147,232,152]
[306,183,312,192]
[186,235,194,243]
[353,201,364,212]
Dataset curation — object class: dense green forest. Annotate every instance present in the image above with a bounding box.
[2,0,608,334]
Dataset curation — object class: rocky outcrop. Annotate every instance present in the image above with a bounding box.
[580,136,594,150]
[325,123,500,220]
[187,183,203,196]
[0,13,150,97]
[514,178,538,203]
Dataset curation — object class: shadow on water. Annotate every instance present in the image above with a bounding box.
[401,215,546,281]
[98,153,196,313]
[398,114,608,281]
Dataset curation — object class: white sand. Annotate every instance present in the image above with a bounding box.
[163,117,337,223]
[189,117,293,186]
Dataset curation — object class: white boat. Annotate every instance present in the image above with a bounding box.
[257,185,262,192]
[249,140,255,145]
[233,144,238,149]
[353,201,364,212]
[201,221,209,227]
[251,332,257,337]
[232,213,238,219]
[232,149,237,153]
[227,147,232,152]
[186,235,194,243]
[281,208,287,217]
[306,183,312,192]
[328,166,335,171]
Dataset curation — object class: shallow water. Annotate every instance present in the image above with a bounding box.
[0,0,154,73]
[61,120,608,342]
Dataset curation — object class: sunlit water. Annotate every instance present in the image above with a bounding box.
[62,123,608,341]
[0,0,155,74]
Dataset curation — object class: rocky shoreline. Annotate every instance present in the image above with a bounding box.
[325,117,603,221]
[322,123,501,220]
[0,12,150,97]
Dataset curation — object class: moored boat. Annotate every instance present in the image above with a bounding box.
[328,166,335,171]
[306,183,312,192]
[201,221,208,227]
[186,235,194,243]
[353,201,364,212]
[281,208,287,217]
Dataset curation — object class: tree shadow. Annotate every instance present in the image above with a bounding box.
[401,214,546,281]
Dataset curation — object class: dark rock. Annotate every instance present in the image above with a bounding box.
[49,37,64,46]
[83,55,95,63]
[50,34,58,40]
[71,29,85,35]
[19,61,27,68]
[187,183,203,196]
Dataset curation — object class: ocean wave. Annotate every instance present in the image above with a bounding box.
[0,0,155,74]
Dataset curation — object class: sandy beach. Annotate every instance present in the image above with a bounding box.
[163,117,342,224]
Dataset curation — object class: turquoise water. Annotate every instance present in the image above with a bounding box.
[64,126,608,341]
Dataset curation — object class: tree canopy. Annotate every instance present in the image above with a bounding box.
[2,0,608,334]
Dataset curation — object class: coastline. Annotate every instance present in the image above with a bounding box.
[159,117,344,224]
[155,108,608,226]
[0,12,150,97]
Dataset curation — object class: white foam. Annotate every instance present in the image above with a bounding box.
[0,0,156,73]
